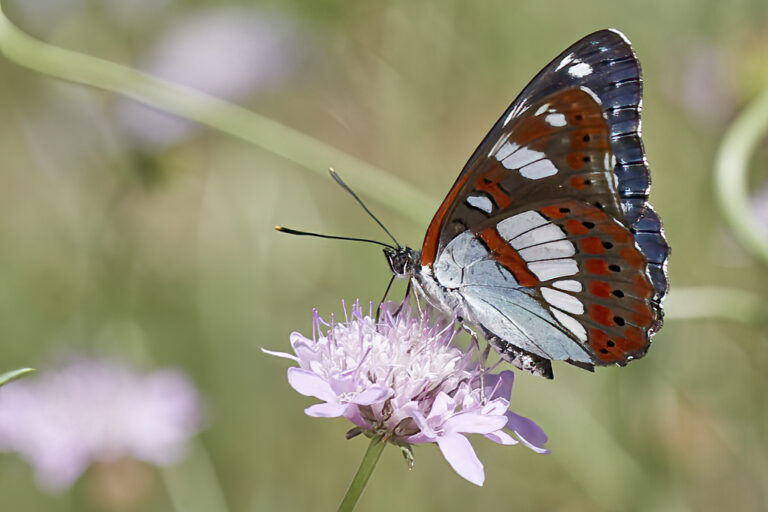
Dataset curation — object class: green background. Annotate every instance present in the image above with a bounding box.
[0,0,767,510]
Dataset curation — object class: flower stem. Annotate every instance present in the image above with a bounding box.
[0,368,34,387]
[714,87,768,265]
[0,3,435,225]
[337,435,387,512]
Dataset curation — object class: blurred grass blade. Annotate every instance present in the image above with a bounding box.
[0,368,34,387]
[162,439,231,512]
[665,286,768,325]
[714,87,768,265]
[0,3,436,225]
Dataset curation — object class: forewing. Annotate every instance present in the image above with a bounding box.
[421,29,668,306]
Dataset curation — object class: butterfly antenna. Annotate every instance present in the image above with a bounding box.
[329,169,401,249]
[274,226,395,249]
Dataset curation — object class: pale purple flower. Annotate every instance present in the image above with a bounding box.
[0,357,201,491]
[265,302,547,486]
[116,7,300,148]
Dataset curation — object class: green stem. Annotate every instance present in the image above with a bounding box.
[0,367,34,387]
[714,87,768,265]
[337,435,387,512]
[0,4,435,225]
[663,286,768,324]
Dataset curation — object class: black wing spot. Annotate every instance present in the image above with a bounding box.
[594,201,603,209]
[582,221,595,229]
[612,289,624,298]
[583,156,591,163]
[559,207,571,213]
[609,264,621,272]
[606,340,615,347]
[613,316,625,326]
[582,134,591,142]
[602,241,614,249]
[599,348,609,354]
[575,114,583,121]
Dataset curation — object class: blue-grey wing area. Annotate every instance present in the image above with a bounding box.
[433,230,593,365]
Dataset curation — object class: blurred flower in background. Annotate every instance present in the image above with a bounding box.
[265,302,547,486]
[751,184,768,235]
[664,41,738,128]
[115,6,301,149]
[0,356,201,492]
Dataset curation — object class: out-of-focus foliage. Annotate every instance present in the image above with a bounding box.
[0,0,766,511]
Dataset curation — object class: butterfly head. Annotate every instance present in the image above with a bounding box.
[384,246,418,278]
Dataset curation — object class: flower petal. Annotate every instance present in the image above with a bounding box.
[444,411,508,435]
[428,392,456,420]
[484,430,518,445]
[350,386,391,405]
[481,397,510,416]
[343,407,370,429]
[506,411,549,454]
[286,368,336,401]
[260,348,299,362]
[436,434,485,486]
[305,402,348,417]
[485,370,514,400]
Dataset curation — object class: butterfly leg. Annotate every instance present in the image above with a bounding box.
[391,281,413,319]
[460,323,493,402]
[412,283,424,317]
[376,274,397,323]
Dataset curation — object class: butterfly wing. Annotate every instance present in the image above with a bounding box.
[420,30,668,374]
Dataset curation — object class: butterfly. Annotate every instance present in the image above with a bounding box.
[382,29,669,379]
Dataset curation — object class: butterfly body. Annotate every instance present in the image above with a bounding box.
[386,29,669,379]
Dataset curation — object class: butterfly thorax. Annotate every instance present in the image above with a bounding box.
[384,246,464,314]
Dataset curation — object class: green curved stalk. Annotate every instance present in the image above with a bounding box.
[337,435,386,512]
[0,5,436,225]
[0,368,34,387]
[714,87,768,265]
[664,286,768,324]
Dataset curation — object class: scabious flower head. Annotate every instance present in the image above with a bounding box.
[265,301,548,486]
[0,357,202,491]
